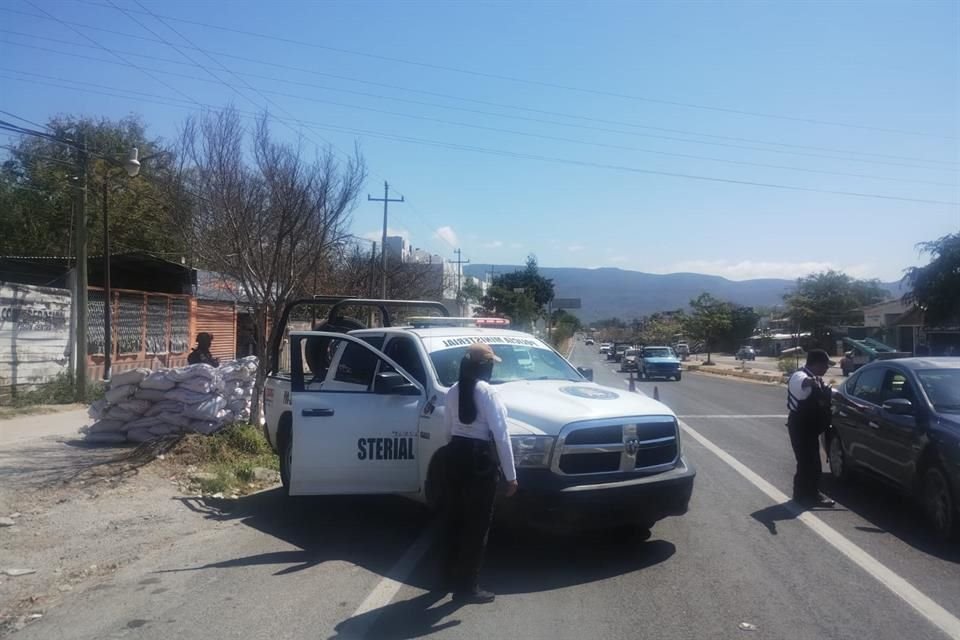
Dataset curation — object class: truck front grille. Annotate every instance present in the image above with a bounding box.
[553,418,679,476]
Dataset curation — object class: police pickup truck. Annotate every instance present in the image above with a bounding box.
[263,298,695,534]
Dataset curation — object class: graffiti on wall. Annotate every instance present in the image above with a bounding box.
[0,283,71,391]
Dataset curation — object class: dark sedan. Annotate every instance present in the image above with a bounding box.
[827,358,960,540]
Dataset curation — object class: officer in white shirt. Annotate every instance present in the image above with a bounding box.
[787,349,836,508]
[442,342,517,604]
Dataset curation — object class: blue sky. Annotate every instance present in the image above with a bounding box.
[1,0,957,281]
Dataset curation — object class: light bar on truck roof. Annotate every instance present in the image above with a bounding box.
[406,316,511,328]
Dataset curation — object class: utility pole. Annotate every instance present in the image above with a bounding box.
[367,181,403,299]
[367,242,377,298]
[449,249,470,314]
[486,265,497,283]
[74,133,88,401]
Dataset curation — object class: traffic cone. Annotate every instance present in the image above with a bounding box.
[653,385,660,401]
[628,371,636,392]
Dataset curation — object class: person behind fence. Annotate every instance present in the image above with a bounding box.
[442,342,517,604]
[787,349,835,508]
[187,332,220,367]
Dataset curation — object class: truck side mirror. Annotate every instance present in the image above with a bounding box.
[374,372,420,396]
[577,367,594,381]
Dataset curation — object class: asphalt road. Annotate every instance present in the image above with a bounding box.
[11,342,959,640]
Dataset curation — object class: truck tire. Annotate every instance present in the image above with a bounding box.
[675,373,682,381]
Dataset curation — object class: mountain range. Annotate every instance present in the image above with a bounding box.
[464,264,903,323]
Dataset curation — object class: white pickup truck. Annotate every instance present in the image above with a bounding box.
[263,298,695,533]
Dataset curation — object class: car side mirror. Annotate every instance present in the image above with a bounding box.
[577,367,594,381]
[374,372,420,396]
[882,398,914,415]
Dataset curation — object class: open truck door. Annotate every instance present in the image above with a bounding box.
[288,331,424,495]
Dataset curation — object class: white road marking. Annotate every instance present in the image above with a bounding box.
[348,521,440,633]
[678,414,787,419]
[678,419,960,640]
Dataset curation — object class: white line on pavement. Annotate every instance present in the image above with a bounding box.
[677,415,787,419]
[347,521,440,634]
[678,419,960,640]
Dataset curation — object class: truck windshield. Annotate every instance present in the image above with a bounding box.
[643,348,674,358]
[430,344,582,387]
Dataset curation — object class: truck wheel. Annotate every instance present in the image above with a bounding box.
[675,373,682,381]
[921,464,956,541]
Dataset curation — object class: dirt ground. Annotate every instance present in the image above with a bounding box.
[0,433,276,636]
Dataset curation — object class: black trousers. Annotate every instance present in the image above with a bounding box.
[787,413,822,501]
[444,436,499,593]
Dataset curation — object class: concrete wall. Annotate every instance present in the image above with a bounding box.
[0,283,71,395]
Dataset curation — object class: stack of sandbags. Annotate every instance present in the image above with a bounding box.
[82,357,259,443]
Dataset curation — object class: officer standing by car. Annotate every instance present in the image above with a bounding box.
[787,349,836,508]
[187,332,220,367]
[442,342,517,603]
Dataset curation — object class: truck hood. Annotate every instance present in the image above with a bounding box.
[491,380,675,436]
[643,357,680,365]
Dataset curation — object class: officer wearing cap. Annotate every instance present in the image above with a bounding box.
[787,349,836,508]
[442,342,517,603]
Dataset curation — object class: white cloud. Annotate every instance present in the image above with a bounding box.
[433,225,459,248]
[664,259,875,281]
[568,244,585,252]
[482,240,504,249]
[361,227,410,243]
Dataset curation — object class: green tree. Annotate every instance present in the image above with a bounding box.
[0,115,185,259]
[638,310,687,346]
[480,255,555,330]
[685,293,732,364]
[783,270,887,346]
[903,232,960,326]
[718,305,760,351]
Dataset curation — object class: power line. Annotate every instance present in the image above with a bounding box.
[2,71,955,207]
[3,42,956,178]
[0,109,51,132]
[1,26,955,167]
[67,1,957,140]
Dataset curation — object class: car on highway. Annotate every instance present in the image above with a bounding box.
[827,358,960,540]
[585,338,595,346]
[735,346,757,361]
[620,348,641,373]
[263,298,696,537]
[640,346,682,381]
[599,342,612,355]
[611,343,630,363]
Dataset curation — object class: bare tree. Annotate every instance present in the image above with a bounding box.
[176,108,365,420]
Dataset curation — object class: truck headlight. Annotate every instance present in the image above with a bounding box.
[510,435,555,468]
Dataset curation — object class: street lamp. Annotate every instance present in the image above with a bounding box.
[99,147,153,380]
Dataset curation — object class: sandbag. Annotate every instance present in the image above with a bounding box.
[125,428,156,443]
[168,364,218,382]
[110,368,151,387]
[134,388,168,402]
[148,424,179,436]
[184,396,227,421]
[220,363,253,382]
[118,399,151,415]
[104,384,136,404]
[85,419,125,433]
[83,432,128,444]
[227,398,250,414]
[140,371,177,391]
[123,415,165,431]
[145,400,184,417]
[157,412,191,429]
[87,399,106,420]
[177,377,218,394]
[164,388,210,405]
[105,406,137,422]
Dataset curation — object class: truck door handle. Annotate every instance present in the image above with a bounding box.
[868,421,880,430]
[302,408,335,417]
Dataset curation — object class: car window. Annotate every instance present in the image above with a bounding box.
[915,369,960,413]
[334,342,379,388]
[383,337,427,387]
[852,367,886,405]
[880,370,917,405]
